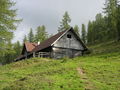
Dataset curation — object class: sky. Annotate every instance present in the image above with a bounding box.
[12,0,105,43]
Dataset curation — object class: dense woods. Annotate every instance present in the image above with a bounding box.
[0,0,120,64]
[87,0,120,44]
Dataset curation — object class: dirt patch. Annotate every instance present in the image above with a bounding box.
[77,67,94,90]
[77,68,84,75]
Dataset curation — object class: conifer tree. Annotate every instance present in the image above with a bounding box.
[0,0,21,41]
[117,5,120,41]
[23,35,28,43]
[104,0,118,40]
[74,25,80,36]
[81,24,87,44]
[34,25,48,43]
[13,41,22,58]
[28,28,34,42]
[87,21,93,44]
[58,11,71,32]
[0,0,20,64]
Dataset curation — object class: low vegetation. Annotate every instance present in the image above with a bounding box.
[0,41,120,90]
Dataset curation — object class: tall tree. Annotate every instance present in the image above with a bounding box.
[94,13,107,42]
[74,25,80,36]
[28,28,34,42]
[0,0,20,41]
[0,0,20,64]
[34,25,48,43]
[23,35,28,43]
[117,5,120,41]
[58,11,71,32]
[87,21,93,44]
[0,41,16,64]
[13,41,22,58]
[87,13,111,44]
[81,24,87,44]
[104,0,118,40]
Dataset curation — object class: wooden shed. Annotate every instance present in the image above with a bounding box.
[15,27,88,61]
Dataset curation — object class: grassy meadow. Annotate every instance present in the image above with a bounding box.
[0,41,120,90]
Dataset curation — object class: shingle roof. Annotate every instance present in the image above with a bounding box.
[15,55,25,61]
[25,42,38,52]
[32,30,67,52]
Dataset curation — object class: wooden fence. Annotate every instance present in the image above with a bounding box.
[33,52,51,58]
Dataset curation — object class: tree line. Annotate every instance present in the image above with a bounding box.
[23,25,48,43]
[87,0,120,44]
[58,0,120,45]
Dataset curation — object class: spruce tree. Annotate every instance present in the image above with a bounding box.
[34,25,48,43]
[58,11,71,32]
[87,21,93,44]
[117,5,120,41]
[13,41,22,58]
[74,25,80,36]
[28,28,34,42]
[81,24,87,44]
[23,35,28,43]
[104,0,118,40]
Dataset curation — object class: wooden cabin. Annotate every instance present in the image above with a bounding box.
[15,27,88,61]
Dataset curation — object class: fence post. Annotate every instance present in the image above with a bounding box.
[33,52,36,57]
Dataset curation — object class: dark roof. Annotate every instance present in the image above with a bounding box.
[32,30,67,52]
[15,55,25,61]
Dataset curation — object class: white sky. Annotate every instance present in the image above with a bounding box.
[12,0,105,43]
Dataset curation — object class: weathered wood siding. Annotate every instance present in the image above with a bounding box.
[52,47,82,59]
[53,31,84,50]
[52,31,84,59]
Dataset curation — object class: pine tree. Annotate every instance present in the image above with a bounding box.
[104,0,118,40]
[13,41,22,58]
[23,35,28,43]
[74,25,80,36]
[34,25,48,43]
[81,24,87,44]
[117,5,120,41]
[58,11,71,32]
[87,21,93,44]
[1,41,16,64]
[28,28,34,42]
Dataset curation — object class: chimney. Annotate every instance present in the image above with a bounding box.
[38,41,40,45]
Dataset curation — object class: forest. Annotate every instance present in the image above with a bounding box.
[0,0,120,64]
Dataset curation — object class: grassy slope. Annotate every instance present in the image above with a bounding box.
[0,41,120,90]
[89,41,120,55]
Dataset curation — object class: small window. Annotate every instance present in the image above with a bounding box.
[67,34,72,38]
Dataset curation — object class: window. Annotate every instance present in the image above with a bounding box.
[67,34,72,38]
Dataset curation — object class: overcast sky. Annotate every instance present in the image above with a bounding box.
[12,0,105,43]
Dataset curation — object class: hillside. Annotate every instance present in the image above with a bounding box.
[89,41,120,55]
[0,41,120,90]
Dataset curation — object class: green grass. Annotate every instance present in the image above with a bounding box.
[0,41,120,90]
